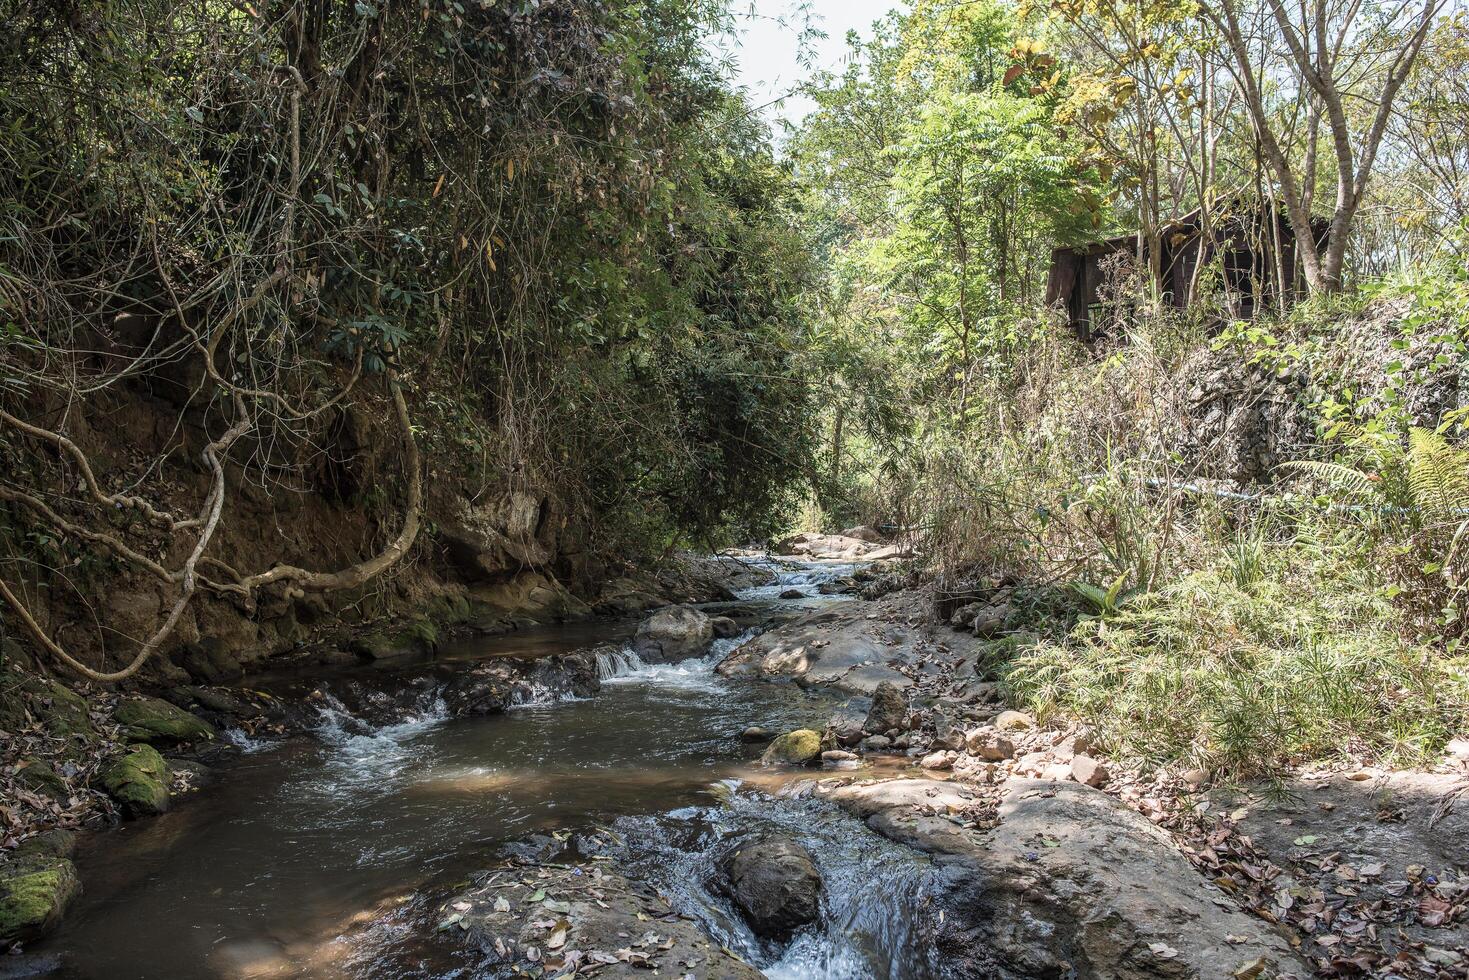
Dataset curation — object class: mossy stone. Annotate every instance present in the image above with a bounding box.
[0,675,95,750]
[0,855,79,947]
[113,695,215,744]
[761,729,824,766]
[349,618,438,661]
[100,744,171,817]
[14,830,76,861]
[428,594,473,625]
[17,762,69,804]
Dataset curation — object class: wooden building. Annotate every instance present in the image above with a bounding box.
[1045,202,1323,343]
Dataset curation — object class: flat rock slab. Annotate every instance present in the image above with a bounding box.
[717,592,980,696]
[817,776,1311,979]
[444,861,761,979]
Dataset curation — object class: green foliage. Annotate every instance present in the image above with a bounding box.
[1006,561,1469,778]
[0,0,818,558]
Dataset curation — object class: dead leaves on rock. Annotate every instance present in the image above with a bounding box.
[440,846,747,978]
[1175,802,1468,978]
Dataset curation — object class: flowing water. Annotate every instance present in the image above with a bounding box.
[30,560,941,980]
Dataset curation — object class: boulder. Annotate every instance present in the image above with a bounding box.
[100,744,171,817]
[740,726,773,743]
[113,696,216,744]
[709,615,742,639]
[863,681,907,734]
[631,605,714,663]
[920,751,956,770]
[716,835,822,939]
[949,602,982,629]
[348,618,438,661]
[821,750,859,764]
[779,588,806,599]
[971,604,1011,638]
[859,734,892,752]
[0,852,79,948]
[761,729,823,766]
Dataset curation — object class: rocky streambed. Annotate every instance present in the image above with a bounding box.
[6,548,1466,979]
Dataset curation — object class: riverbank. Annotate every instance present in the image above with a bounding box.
[6,549,1467,979]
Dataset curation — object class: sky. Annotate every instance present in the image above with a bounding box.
[719,0,903,129]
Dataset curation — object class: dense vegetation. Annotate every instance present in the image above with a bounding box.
[792,0,1469,777]
[0,0,816,677]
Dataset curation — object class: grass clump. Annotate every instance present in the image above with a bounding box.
[1004,553,1469,780]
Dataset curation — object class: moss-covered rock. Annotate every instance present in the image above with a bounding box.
[427,593,473,626]
[0,854,79,948]
[0,675,95,742]
[100,744,171,817]
[14,830,75,862]
[348,617,438,661]
[17,762,69,804]
[113,695,215,744]
[761,729,823,766]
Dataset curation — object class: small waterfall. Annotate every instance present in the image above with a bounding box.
[221,727,272,754]
[735,558,863,601]
[596,647,649,679]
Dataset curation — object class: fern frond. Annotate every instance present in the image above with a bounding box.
[1406,427,1469,520]
[1276,459,1383,500]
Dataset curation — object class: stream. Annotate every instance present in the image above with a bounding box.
[32,561,944,980]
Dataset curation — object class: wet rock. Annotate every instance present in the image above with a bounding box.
[14,831,75,862]
[1070,754,1109,787]
[168,758,214,792]
[821,750,859,765]
[631,605,713,663]
[740,726,773,743]
[449,859,761,979]
[113,696,216,745]
[819,778,1310,979]
[592,588,667,617]
[994,710,1034,732]
[0,851,79,948]
[716,835,822,939]
[440,653,599,716]
[100,744,171,817]
[864,681,907,734]
[709,615,742,639]
[778,588,806,600]
[761,729,823,766]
